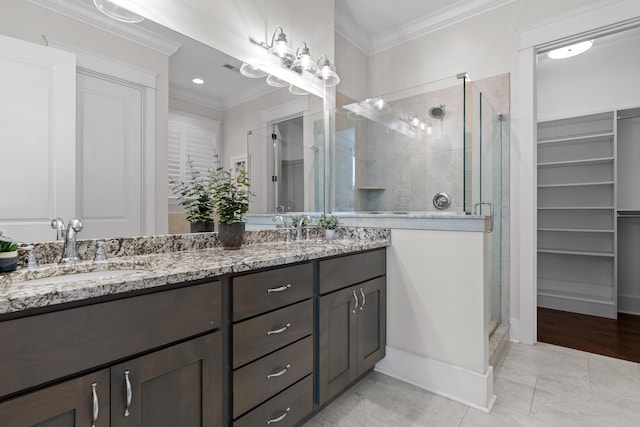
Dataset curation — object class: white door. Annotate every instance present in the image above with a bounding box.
[76,71,143,238]
[0,35,76,243]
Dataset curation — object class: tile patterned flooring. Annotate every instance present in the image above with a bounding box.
[303,342,640,426]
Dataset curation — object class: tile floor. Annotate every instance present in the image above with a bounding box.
[303,341,640,426]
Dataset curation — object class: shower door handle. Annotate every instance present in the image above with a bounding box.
[474,201,494,232]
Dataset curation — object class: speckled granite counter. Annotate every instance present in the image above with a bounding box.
[0,228,389,316]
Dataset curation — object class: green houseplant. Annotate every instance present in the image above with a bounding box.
[317,214,340,239]
[170,156,216,232]
[213,159,252,249]
[0,231,19,273]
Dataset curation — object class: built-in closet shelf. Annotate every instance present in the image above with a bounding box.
[537,132,614,145]
[537,206,615,210]
[537,181,614,188]
[537,228,614,233]
[537,157,614,167]
[537,287,615,305]
[357,187,386,191]
[536,111,617,318]
[537,248,615,257]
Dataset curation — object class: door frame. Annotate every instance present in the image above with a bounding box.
[516,0,640,344]
[260,98,309,212]
[44,36,157,235]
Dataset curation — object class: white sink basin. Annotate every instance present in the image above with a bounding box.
[16,269,144,286]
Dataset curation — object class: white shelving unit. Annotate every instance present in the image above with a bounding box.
[536,112,617,318]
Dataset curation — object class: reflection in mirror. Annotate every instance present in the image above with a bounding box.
[1,0,324,240]
[330,74,507,215]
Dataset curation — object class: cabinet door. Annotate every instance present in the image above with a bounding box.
[356,277,387,376]
[0,370,109,427]
[318,285,359,405]
[110,332,222,427]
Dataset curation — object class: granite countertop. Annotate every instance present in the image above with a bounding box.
[0,232,390,316]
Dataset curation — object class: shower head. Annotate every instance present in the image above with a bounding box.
[429,105,445,119]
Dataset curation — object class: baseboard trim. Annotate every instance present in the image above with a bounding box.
[374,346,496,412]
[618,295,640,316]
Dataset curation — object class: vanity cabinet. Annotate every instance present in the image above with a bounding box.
[0,369,110,426]
[317,249,387,405]
[231,262,314,426]
[0,281,223,427]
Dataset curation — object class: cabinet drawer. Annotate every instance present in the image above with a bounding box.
[0,281,221,399]
[233,375,313,427]
[233,263,313,321]
[233,335,313,418]
[319,249,386,294]
[233,299,313,368]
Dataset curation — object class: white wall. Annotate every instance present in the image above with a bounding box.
[362,0,599,332]
[335,32,369,103]
[537,30,640,120]
[1,0,170,234]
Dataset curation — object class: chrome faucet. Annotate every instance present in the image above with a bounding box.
[273,215,290,242]
[51,218,83,264]
[296,215,312,241]
[50,217,66,241]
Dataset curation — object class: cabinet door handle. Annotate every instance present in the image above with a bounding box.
[352,290,359,314]
[266,363,291,379]
[360,288,366,311]
[266,323,291,335]
[267,284,291,293]
[124,370,132,417]
[90,382,99,427]
[266,407,290,424]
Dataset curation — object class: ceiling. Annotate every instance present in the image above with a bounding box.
[33,0,522,111]
[57,0,640,113]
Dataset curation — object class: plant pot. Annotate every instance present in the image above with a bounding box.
[190,220,215,233]
[0,250,18,273]
[324,229,336,240]
[218,222,245,250]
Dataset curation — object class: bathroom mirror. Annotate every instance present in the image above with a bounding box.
[1,0,326,241]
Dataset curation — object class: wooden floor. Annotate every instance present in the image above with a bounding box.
[537,307,640,363]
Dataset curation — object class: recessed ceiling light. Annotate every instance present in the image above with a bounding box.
[548,40,593,59]
[192,78,204,85]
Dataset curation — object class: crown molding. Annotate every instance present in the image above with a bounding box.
[337,0,517,56]
[27,0,181,56]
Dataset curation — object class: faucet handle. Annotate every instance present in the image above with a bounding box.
[22,245,39,269]
[93,240,115,261]
[50,217,66,240]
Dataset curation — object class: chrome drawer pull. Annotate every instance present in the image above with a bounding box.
[266,363,291,379]
[266,323,291,335]
[360,288,366,311]
[267,284,291,293]
[91,382,99,427]
[352,290,358,314]
[124,370,132,417]
[266,407,290,424]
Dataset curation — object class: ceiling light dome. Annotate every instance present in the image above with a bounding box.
[548,40,593,59]
[93,0,144,23]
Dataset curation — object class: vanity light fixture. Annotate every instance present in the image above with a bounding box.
[365,97,390,114]
[548,40,593,59]
[266,74,290,88]
[192,77,204,85]
[239,63,268,78]
[265,27,296,67]
[93,0,144,23]
[290,43,317,74]
[289,84,309,95]
[245,27,340,90]
[314,55,340,87]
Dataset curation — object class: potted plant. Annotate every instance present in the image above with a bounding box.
[318,214,340,239]
[213,158,252,249]
[0,232,19,273]
[170,156,216,233]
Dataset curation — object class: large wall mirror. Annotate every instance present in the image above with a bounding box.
[0,0,328,241]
